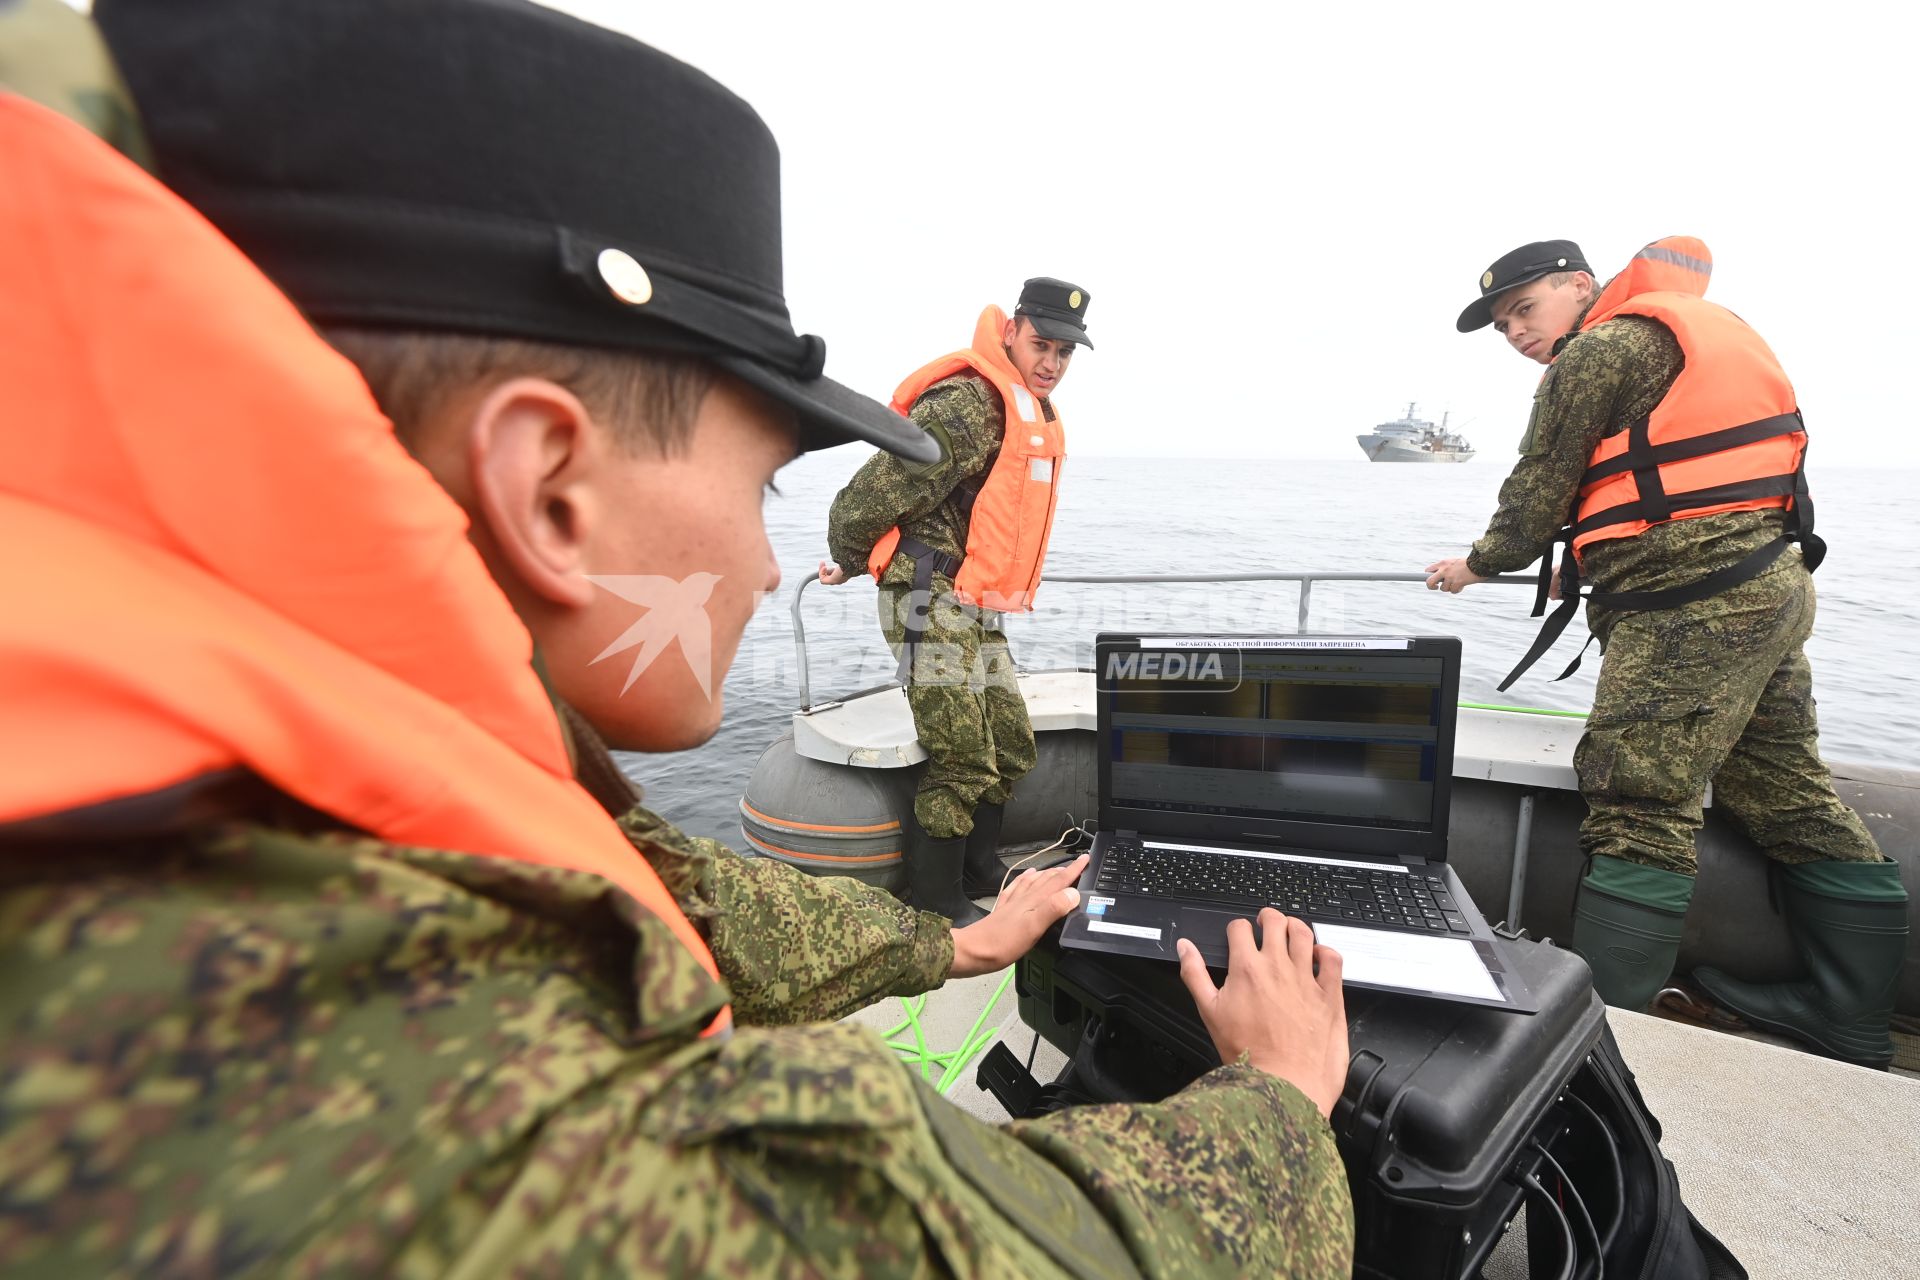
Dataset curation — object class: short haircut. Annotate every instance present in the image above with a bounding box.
[321,327,714,456]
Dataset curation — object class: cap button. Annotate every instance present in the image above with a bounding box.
[1481,270,1495,291]
[1557,258,1567,267]
[1068,289,1083,308]
[597,248,653,306]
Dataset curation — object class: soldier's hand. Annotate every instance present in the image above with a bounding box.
[1424,557,1487,594]
[1176,909,1349,1118]
[949,854,1090,978]
[817,560,849,586]
[1547,554,1573,601]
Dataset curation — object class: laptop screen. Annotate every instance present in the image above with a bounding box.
[1095,635,1461,859]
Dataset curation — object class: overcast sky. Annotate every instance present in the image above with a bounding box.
[537,0,1912,468]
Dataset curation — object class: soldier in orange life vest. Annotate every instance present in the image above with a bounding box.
[823,279,1088,924]
[1422,238,1905,1067]
[1,9,1360,1274]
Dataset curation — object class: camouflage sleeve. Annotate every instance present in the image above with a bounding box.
[1465,316,1684,577]
[1,829,1344,1279]
[826,379,1003,576]
[619,804,956,1025]
[1007,1061,1355,1278]
[0,0,155,169]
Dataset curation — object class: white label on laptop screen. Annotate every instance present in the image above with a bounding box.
[1136,637,1412,650]
[1313,924,1505,1002]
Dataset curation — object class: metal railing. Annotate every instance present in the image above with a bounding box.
[790,569,1539,711]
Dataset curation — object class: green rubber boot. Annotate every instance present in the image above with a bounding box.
[1694,860,1908,1069]
[1571,855,1696,1011]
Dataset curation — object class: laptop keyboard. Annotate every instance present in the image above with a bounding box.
[1094,838,1473,934]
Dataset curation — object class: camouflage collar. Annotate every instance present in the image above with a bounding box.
[1552,290,1605,357]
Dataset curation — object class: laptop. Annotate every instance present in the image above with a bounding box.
[1060,633,1537,1012]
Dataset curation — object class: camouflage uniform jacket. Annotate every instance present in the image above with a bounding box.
[553,700,957,1026]
[1462,303,1786,599]
[0,786,1354,1278]
[827,374,1009,590]
[0,0,154,171]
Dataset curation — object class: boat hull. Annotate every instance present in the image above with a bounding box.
[1357,435,1474,462]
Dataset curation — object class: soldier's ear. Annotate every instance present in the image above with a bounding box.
[1002,316,1021,347]
[464,377,599,611]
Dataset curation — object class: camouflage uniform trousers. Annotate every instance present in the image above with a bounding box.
[1576,553,1885,877]
[879,581,1037,839]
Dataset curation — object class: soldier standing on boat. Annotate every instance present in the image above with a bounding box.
[1424,237,1908,1067]
[1,2,1357,1274]
[823,281,1088,924]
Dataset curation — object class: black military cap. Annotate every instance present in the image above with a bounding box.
[93,0,937,463]
[1014,277,1094,349]
[1456,239,1592,333]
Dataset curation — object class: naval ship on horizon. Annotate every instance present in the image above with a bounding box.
[1357,401,1475,462]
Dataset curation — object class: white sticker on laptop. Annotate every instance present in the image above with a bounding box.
[1313,924,1504,1002]
[1085,895,1115,916]
[1137,636,1412,650]
[1087,920,1162,941]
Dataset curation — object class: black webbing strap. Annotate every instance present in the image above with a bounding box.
[1497,535,1792,692]
[1575,406,1811,538]
[1498,534,1585,693]
[1586,536,1788,613]
[894,537,964,684]
[1572,473,1799,538]
[1789,454,1826,572]
[1580,412,1803,484]
[1500,413,1828,691]
[1626,412,1673,525]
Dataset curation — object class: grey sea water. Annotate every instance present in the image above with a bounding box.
[619,453,1919,846]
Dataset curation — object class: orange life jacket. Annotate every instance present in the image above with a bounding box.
[865,305,1066,613]
[0,95,728,1030]
[1495,236,1822,693]
[1569,236,1809,561]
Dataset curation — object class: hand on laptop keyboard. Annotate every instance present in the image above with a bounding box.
[1175,908,1349,1118]
[950,854,1092,978]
